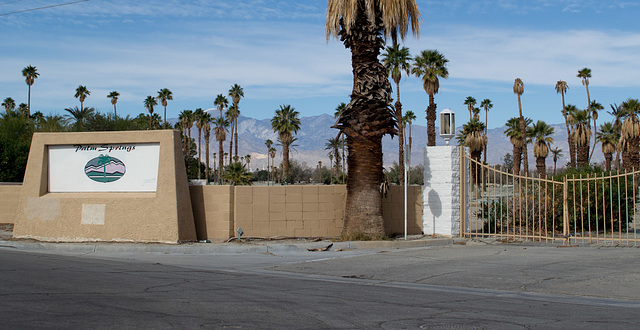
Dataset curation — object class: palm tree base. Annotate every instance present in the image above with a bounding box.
[342,134,385,237]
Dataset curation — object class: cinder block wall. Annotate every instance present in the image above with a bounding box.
[0,183,21,224]
[5,183,423,240]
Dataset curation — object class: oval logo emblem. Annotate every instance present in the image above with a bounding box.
[84,154,126,183]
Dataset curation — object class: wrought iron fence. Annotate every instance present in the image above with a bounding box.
[460,148,639,246]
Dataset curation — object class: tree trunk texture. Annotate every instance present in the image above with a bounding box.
[426,94,437,146]
[513,145,521,176]
[205,135,210,182]
[536,156,546,179]
[577,144,589,167]
[470,150,482,186]
[218,140,224,183]
[234,121,239,161]
[229,123,234,165]
[569,134,576,168]
[197,130,202,179]
[396,100,404,184]
[605,153,612,172]
[334,3,394,237]
[283,143,290,183]
[342,134,385,236]
[625,137,640,171]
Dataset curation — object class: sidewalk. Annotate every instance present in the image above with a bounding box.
[0,223,457,254]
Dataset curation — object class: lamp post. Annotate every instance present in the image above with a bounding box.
[439,108,455,145]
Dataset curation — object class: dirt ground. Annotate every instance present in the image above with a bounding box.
[0,223,13,240]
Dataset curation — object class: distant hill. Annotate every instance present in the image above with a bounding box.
[174,112,602,172]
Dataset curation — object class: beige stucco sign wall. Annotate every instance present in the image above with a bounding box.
[13,130,196,243]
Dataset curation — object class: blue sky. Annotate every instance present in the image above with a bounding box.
[1,0,639,128]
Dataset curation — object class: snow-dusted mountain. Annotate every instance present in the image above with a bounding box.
[174,113,601,172]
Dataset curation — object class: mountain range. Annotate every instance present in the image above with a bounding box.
[177,111,604,172]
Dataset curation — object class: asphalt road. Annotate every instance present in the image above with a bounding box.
[1,242,639,329]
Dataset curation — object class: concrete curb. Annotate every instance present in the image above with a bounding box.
[0,237,460,255]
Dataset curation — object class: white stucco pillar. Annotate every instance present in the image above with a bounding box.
[422,145,469,237]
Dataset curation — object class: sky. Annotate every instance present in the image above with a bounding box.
[1,0,640,129]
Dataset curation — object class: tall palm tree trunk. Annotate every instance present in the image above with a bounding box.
[163,105,167,126]
[197,130,202,179]
[205,135,210,182]
[234,120,239,161]
[605,153,612,172]
[577,143,589,167]
[282,143,290,183]
[218,140,224,183]
[229,122,234,165]
[536,156,546,179]
[342,134,385,235]
[513,145,521,176]
[517,98,528,175]
[27,85,32,117]
[427,94,437,146]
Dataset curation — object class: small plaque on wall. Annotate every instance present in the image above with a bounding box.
[48,143,160,192]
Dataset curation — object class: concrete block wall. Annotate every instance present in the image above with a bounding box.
[423,146,468,237]
[4,183,423,240]
[0,183,21,224]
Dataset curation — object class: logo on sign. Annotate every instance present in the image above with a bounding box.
[84,154,126,183]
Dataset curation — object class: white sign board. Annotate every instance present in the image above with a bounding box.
[48,143,160,193]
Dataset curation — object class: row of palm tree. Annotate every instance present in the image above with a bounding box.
[381,45,449,182]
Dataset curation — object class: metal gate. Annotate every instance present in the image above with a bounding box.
[460,149,639,246]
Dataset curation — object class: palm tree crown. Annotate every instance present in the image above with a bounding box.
[107,91,120,117]
[156,88,173,126]
[75,85,90,111]
[271,104,301,182]
[144,96,157,129]
[412,49,448,146]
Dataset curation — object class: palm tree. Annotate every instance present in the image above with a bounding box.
[107,91,120,117]
[608,103,624,169]
[569,108,591,167]
[555,80,573,167]
[1,97,16,112]
[463,96,476,120]
[64,106,95,132]
[326,0,420,237]
[265,139,273,184]
[269,147,277,183]
[619,98,640,171]
[403,110,416,150]
[597,122,618,172]
[382,44,411,180]
[334,102,347,181]
[213,117,229,183]
[504,117,532,175]
[550,147,563,175]
[577,67,592,111]
[156,88,173,126]
[75,85,90,112]
[223,162,252,186]
[194,108,205,179]
[226,104,240,164]
[179,110,193,155]
[588,100,603,162]
[202,112,213,182]
[325,137,342,176]
[245,154,251,172]
[458,118,486,185]
[229,84,244,160]
[411,49,449,146]
[22,65,39,117]
[144,96,157,129]
[480,99,492,164]
[271,104,301,183]
[531,121,555,178]
[39,114,67,132]
[513,78,528,175]
[214,94,229,119]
